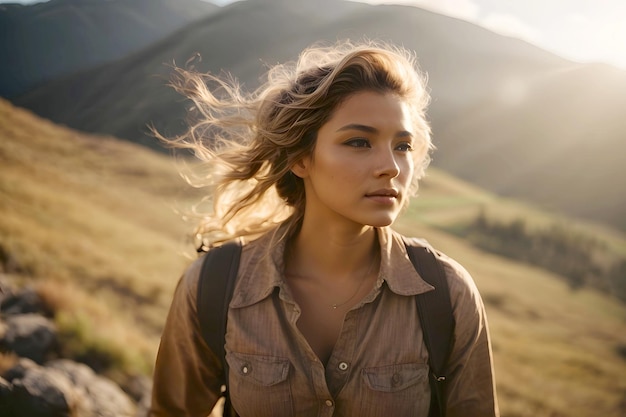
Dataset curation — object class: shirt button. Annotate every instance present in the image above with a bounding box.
[325,399,334,407]
[391,372,402,387]
[242,365,250,375]
[338,362,349,371]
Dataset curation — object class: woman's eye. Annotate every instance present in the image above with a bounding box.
[344,138,371,148]
[396,142,414,152]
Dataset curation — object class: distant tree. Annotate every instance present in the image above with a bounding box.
[460,214,625,302]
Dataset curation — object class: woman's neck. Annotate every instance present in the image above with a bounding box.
[285,221,379,282]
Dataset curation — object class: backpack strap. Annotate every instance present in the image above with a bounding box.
[405,242,455,417]
[197,240,242,417]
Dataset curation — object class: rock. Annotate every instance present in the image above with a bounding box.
[47,359,136,417]
[0,286,50,316]
[0,281,145,415]
[135,395,151,417]
[2,357,39,381]
[0,313,57,363]
[121,373,152,403]
[120,374,152,417]
[11,365,77,417]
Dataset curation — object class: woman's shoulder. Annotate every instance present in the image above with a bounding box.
[176,255,206,301]
[179,231,277,292]
[392,229,483,304]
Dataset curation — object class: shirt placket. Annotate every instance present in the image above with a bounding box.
[284,293,360,416]
[310,362,335,417]
[282,298,333,416]
[325,309,358,396]
[307,308,360,417]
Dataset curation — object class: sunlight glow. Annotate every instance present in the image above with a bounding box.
[551,12,626,69]
[353,0,626,70]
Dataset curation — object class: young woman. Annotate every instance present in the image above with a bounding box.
[150,40,499,417]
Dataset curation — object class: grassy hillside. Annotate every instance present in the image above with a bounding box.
[1,99,625,416]
[0,98,201,375]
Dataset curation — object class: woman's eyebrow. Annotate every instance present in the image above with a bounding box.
[336,123,378,133]
[336,123,413,138]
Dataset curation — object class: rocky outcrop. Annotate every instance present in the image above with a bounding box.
[0,281,152,416]
[1,313,58,363]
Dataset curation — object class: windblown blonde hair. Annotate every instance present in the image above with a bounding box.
[157,39,433,248]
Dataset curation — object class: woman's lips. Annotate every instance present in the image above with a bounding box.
[365,189,399,205]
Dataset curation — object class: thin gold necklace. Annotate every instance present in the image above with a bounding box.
[329,253,378,310]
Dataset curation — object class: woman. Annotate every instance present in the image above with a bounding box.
[150,40,499,417]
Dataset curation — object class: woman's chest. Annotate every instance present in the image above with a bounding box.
[225,290,432,417]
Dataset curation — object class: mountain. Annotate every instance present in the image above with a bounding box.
[0,0,219,97]
[2,97,625,416]
[10,0,626,232]
[436,63,626,231]
[12,0,567,143]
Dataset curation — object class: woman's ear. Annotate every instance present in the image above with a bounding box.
[290,157,310,178]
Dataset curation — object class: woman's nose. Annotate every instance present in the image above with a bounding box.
[374,148,400,178]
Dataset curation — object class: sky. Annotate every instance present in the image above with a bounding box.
[3,0,626,70]
[359,0,626,70]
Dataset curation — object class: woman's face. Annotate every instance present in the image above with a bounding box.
[293,90,415,230]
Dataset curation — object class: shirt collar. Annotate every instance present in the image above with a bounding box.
[377,227,435,296]
[230,227,287,308]
[230,226,434,309]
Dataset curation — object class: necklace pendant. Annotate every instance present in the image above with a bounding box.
[332,304,338,309]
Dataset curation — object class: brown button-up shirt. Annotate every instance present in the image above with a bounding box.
[150,227,499,417]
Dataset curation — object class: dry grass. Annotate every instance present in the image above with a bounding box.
[1,99,198,380]
[2,99,626,416]
[408,168,626,260]
[35,279,157,376]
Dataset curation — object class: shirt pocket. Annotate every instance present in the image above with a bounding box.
[359,362,430,417]
[226,352,293,417]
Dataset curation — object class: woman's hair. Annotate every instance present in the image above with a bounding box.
[157,39,433,247]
